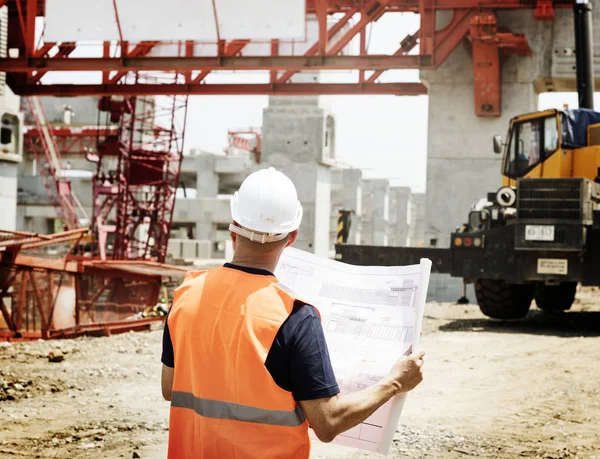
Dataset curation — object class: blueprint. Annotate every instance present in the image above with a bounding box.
[275,248,431,455]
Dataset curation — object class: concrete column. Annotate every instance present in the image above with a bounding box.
[195,153,218,198]
[420,12,553,301]
[408,192,426,247]
[0,163,17,231]
[194,153,218,242]
[261,92,334,257]
[388,186,411,247]
[361,179,389,246]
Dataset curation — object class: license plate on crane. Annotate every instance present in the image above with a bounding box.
[525,225,555,241]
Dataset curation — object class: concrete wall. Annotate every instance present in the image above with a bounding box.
[420,11,553,300]
[36,97,100,126]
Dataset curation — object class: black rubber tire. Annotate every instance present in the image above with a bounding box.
[474,279,535,320]
[534,282,577,313]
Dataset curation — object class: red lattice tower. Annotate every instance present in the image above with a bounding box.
[93,76,188,263]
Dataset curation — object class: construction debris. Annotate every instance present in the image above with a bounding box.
[1,229,188,342]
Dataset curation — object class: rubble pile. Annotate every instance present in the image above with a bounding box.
[0,371,66,402]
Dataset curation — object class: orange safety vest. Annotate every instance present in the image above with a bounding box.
[167,266,314,459]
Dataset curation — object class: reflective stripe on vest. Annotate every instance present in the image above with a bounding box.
[171,391,306,427]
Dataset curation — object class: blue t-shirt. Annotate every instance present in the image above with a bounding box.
[161,263,340,401]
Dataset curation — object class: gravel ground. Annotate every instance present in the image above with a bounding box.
[1,288,599,458]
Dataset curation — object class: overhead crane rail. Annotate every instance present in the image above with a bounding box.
[0,0,575,115]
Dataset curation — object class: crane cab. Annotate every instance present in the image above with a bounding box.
[495,109,600,187]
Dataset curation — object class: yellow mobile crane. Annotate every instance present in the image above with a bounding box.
[336,0,600,320]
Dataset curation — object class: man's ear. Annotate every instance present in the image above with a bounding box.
[285,230,298,248]
[230,231,237,250]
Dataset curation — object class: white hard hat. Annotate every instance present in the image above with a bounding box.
[229,167,303,243]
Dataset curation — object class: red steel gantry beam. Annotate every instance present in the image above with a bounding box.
[0,0,573,113]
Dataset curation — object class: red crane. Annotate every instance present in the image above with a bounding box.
[24,96,89,231]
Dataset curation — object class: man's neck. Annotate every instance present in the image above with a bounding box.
[230,256,278,274]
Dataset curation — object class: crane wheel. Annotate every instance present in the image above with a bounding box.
[534,282,577,313]
[474,279,535,320]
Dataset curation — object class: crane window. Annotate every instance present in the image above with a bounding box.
[544,117,559,153]
[504,116,559,179]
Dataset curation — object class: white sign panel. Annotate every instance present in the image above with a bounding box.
[525,225,555,241]
[44,0,305,42]
[275,248,431,455]
[537,258,568,275]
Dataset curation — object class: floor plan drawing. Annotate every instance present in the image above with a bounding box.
[275,248,431,455]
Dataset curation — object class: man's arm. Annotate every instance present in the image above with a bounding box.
[161,313,175,401]
[162,364,174,401]
[299,350,424,443]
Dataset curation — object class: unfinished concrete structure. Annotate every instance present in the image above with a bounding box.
[260,90,335,258]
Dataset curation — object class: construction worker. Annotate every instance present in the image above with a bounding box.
[161,167,425,458]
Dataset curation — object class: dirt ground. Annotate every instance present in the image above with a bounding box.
[1,288,600,459]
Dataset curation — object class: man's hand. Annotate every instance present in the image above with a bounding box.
[300,349,425,443]
[384,349,425,395]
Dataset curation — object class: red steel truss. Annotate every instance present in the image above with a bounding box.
[0,229,187,341]
[25,126,119,157]
[24,97,89,230]
[1,0,572,115]
[92,83,189,263]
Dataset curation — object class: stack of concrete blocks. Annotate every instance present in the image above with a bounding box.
[330,168,362,250]
[419,10,557,301]
[167,238,212,261]
[360,179,389,246]
[387,186,411,247]
[260,79,335,258]
[408,192,426,247]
